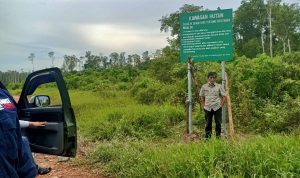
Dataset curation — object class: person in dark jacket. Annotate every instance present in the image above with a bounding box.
[0,86,37,177]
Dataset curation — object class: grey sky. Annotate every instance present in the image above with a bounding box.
[0,0,298,72]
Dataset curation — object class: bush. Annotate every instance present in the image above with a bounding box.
[82,105,185,141]
[69,52,300,134]
[87,135,300,178]
[282,52,300,65]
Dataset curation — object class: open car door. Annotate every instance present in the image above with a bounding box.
[18,68,77,157]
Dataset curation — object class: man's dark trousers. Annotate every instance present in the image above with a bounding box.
[204,108,222,138]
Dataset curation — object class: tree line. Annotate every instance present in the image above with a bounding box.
[234,0,300,58]
[0,70,30,87]
[160,0,300,58]
[1,0,299,83]
[61,50,162,72]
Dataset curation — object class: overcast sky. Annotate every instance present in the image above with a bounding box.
[0,0,298,72]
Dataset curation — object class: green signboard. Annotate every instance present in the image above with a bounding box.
[180,9,233,62]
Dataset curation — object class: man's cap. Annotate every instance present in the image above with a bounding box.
[207,72,217,77]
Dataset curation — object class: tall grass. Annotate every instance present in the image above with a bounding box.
[88,135,300,178]
[10,88,300,177]
[70,90,185,141]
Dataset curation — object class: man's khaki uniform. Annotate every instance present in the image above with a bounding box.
[200,82,226,138]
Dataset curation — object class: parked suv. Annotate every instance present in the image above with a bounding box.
[1,68,77,157]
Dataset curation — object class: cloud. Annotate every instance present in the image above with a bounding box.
[0,0,298,71]
[0,0,173,71]
[77,24,168,54]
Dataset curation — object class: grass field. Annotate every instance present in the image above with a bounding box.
[88,135,300,178]
[67,89,300,178]
[12,88,300,177]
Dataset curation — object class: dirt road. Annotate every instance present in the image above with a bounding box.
[35,153,104,178]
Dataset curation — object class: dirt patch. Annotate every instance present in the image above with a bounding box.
[35,154,106,178]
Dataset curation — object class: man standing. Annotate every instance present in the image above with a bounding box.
[200,72,226,139]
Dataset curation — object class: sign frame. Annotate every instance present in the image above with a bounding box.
[180,9,233,62]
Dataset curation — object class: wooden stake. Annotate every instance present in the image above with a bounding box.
[225,72,235,140]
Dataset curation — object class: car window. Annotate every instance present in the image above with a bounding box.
[26,82,62,107]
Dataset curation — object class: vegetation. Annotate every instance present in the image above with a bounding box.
[2,1,300,177]
[60,52,300,135]
[67,85,300,177]
[70,90,184,141]
[63,51,300,177]
[88,135,300,178]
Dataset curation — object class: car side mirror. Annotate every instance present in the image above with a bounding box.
[33,95,51,107]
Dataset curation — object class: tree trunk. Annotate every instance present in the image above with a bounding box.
[261,27,265,53]
[269,6,273,58]
[32,61,35,72]
[283,39,286,53]
[288,38,291,53]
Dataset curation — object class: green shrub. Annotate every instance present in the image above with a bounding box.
[282,52,300,65]
[80,104,185,141]
[7,83,22,90]
[88,135,300,178]
[86,121,116,141]
[69,52,300,135]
